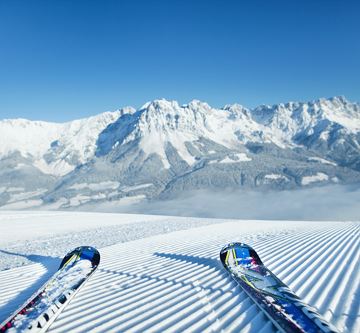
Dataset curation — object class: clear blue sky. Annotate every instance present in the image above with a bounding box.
[0,0,359,122]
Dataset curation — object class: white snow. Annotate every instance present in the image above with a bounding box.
[308,157,337,166]
[0,200,43,210]
[42,198,69,210]
[319,97,360,132]
[6,187,25,193]
[0,111,122,176]
[264,174,287,180]
[263,174,289,184]
[320,131,330,141]
[120,183,153,192]
[219,153,252,163]
[69,181,120,191]
[66,193,110,207]
[13,163,27,170]
[302,173,329,185]
[0,211,358,333]
[7,189,47,203]
[0,211,165,244]
[130,99,267,168]
[33,159,74,177]
[69,195,92,207]
[0,119,63,160]
[209,153,252,164]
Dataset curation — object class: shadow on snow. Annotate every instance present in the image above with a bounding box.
[0,249,59,321]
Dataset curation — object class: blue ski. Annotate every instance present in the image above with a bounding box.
[220,242,339,333]
[0,246,100,333]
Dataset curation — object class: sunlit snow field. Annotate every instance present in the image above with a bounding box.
[0,211,358,333]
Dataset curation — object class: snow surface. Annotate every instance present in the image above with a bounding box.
[0,211,358,333]
[264,174,288,181]
[120,183,153,192]
[7,189,47,203]
[219,153,252,164]
[0,111,122,176]
[302,172,329,185]
[69,182,120,191]
[0,200,43,210]
[308,157,337,166]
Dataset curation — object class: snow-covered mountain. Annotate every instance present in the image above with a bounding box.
[0,109,135,176]
[0,96,359,209]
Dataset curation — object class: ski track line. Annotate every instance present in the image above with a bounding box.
[259,223,342,267]
[0,221,358,333]
[0,263,49,316]
[293,224,356,297]
[273,224,349,281]
[275,223,355,288]
[321,229,359,326]
[258,223,344,270]
[338,247,360,332]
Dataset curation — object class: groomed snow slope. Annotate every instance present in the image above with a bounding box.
[0,213,358,333]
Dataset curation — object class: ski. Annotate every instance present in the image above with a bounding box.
[0,246,100,333]
[220,242,339,333]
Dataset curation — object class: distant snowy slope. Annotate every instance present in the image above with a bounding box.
[0,119,62,160]
[0,212,358,333]
[1,96,360,209]
[252,96,360,136]
[0,111,125,176]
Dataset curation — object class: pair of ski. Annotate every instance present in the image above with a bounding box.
[1,244,338,333]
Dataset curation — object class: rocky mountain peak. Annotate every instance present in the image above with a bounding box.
[1,96,360,210]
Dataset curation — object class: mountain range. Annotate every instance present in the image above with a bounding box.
[1,96,360,209]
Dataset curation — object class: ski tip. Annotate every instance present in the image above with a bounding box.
[59,246,100,270]
[220,242,254,259]
[219,242,263,267]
